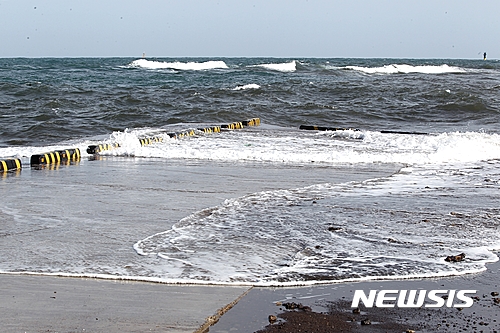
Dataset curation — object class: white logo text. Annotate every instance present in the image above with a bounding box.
[351,289,476,308]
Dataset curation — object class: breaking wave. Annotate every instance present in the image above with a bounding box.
[128,59,228,71]
[232,83,261,91]
[251,61,296,72]
[342,64,466,74]
[133,170,500,285]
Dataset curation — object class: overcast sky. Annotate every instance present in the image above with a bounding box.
[0,0,497,58]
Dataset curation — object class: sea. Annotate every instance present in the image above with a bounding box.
[1,57,499,286]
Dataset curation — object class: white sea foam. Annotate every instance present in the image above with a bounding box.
[252,61,296,72]
[2,128,499,170]
[134,169,500,285]
[232,83,261,91]
[88,128,500,167]
[128,59,228,71]
[97,127,500,285]
[343,64,466,74]
[2,126,500,286]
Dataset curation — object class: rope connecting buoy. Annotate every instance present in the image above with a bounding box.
[299,125,360,132]
[1,158,22,172]
[30,148,81,166]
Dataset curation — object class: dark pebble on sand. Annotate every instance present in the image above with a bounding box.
[282,302,311,312]
[361,318,371,325]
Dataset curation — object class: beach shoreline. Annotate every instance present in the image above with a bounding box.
[2,156,499,332]
[1,158,405,332]
[1,257,498,333]
[212,257,500,333]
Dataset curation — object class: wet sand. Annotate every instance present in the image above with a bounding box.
[2,259,498,333]
[211,258,500,333]
[1,157,402,332]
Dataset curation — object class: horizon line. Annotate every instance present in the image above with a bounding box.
[0,56,495,60]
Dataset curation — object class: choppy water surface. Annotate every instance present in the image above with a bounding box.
[1,58,499,285]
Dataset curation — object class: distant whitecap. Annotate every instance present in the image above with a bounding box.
[343,64,465,74]
[232,83,261,91]
[252,61,296,72]
[128,59,228,70]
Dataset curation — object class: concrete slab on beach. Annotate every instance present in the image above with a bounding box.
[0,274,250,333]
[211,259,500,332]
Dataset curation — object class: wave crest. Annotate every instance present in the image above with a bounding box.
[252,61,296,72]
[343,64,466,74]
[232,83,261,91]
[133,177,500,285]
[128,59,228,71]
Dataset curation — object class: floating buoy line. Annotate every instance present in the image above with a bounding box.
[1,118,433,174]
[0,118,261,173]
[86,119,258,155]
[298,125,360,132]
[298,125,429,136]
[0,158,22,173]
[30,149,81,166]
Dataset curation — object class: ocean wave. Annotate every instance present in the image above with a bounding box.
[127,59,229,71]
[343,64,466,74]
[3,128,499,168]
[232,83,261,91]
[88,128,500,167]
[251,61,296,72]
[134,173,500,285]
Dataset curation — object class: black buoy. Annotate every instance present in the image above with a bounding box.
[31,148,81,166]
[1,158,22,172]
